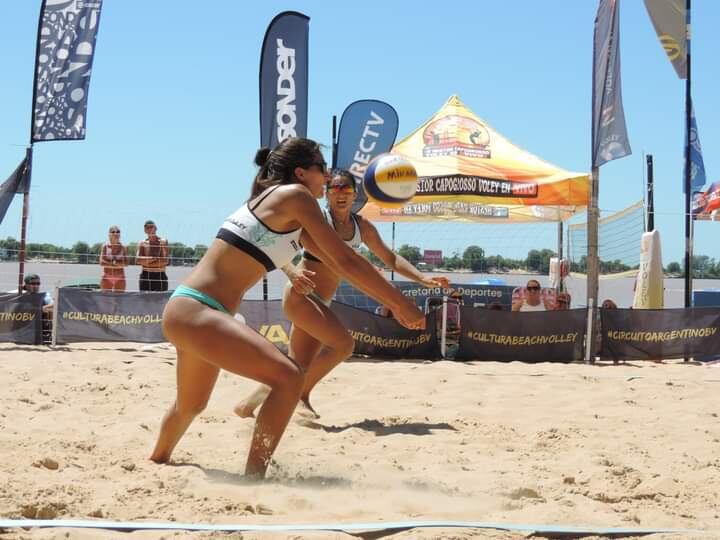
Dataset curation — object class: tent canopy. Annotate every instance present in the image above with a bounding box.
[360,95,589,223]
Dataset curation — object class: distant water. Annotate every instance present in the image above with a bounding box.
[2,261,718,308]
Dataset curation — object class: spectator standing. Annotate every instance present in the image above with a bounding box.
[137,220,169,291]
[100,225,128,292]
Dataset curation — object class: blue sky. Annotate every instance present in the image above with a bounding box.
[1,1,718,263]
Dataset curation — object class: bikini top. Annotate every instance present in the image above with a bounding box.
[216,185,302,271]
[303,208,362,263]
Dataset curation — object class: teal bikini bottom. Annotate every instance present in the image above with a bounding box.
[170,284,230,315]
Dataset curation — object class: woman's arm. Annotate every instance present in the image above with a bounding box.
[288,189,424,329]
[358,216,450,289]
[99,243,113,267]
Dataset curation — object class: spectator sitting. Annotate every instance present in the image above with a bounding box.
[555,292,571,310]
[601,299,617,310]
[512,279,551,312]
[22,273,53,344]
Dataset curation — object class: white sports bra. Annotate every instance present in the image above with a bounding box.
[217,185,301,271]
[303,209,362,262]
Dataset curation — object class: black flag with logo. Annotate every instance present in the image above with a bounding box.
[259,12,309,150]
[31,0,104,142]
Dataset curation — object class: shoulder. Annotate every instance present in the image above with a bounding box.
[158,237,168,244]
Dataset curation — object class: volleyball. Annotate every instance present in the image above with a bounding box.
[363,153,418,207]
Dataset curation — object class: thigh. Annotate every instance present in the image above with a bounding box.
[164,297,301,387]
[288,325,323,370]
[175,347,220,409]
[284,290,350,350]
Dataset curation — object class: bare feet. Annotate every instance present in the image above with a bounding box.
[298,396,320,419]
[149,452,169,464]
[233,400,257,418]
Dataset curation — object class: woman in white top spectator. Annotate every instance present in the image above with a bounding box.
[512,279,551,312]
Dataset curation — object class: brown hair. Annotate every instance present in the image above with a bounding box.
[250,138,323,198]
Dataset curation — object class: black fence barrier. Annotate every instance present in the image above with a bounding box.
[240,299,441,360]
[456,307,587,363]
[331,301,440,359]
[0,293,43,344]
[56,288,170,343]
[601,307,720,361]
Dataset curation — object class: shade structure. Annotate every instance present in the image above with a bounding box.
[360,95,589,223]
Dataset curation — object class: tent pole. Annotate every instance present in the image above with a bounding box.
[585,166,600,363]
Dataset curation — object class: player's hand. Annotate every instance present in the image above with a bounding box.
[288,268,316,295]
[422,276,450,289]
[392,296,426,330]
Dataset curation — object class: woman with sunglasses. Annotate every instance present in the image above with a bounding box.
[99,225,128,292]
[150,140,424,479]
[511,279,551,311]
[235,169,449,419]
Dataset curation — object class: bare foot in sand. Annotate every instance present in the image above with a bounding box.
[298,396,320,419]
[233,401,257,418]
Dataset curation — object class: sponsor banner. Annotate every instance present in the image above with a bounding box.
[330,301,440,359]
[692,181,720,221]
[687,102,706,193]
[335,280,514,312]
[32,0,104,141]
[259,11,309,149]
[241,299,291,354]
[456,307,586,363]
[56,288,168,343]
[241,299,440,359]
[334,100,399,213]
[360,95,589,223]
[592,0,632,167]
[643,0,686,79]
[601,307,720,361]
[0,293,43,344]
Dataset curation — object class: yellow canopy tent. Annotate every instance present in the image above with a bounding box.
[360,95,589,223]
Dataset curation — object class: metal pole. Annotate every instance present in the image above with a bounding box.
[683,0,692,308]
[331,114,338,169]
[646,154,654,232]
[390,222,396,281]
[585,166,600,363]
[17,146,33,293]
[557,221,563,260]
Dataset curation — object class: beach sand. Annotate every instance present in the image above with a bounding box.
[1,343,719,539]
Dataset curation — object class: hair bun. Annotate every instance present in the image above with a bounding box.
[254,147,272,167]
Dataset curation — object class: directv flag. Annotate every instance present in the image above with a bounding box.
[592,0,632,168]
[334,100,399,213]
[687,101,706,193]
[31,0,104,142]
[0,155,30,225]
[259,12,309,149]
[643,0,687,79]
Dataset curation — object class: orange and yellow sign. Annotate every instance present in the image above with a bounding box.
[360,95,589,223]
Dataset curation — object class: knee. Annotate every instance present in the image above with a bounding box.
[269,361,304,398]
[334,332,355,359]
[175,399,208,418]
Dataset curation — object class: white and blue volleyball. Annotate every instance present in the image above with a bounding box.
[363,153,418,208]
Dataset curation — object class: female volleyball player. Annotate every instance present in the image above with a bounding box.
[234,169,449,419]
[150,139,425,478]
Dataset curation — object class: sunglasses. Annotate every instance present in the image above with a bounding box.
[327,184,354,194]
[526,286,541,291]
[109,230,120,233]
[27,281,40,286]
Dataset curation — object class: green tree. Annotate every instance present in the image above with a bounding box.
[72,241,90,264]
[665,261,682,275]
[462,245,485,272]
[359,246,384,267]
[397,244,421,266]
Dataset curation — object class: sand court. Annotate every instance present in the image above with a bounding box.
[1,343,719,539]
